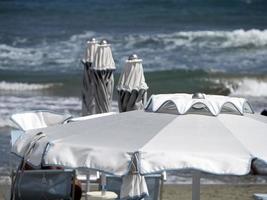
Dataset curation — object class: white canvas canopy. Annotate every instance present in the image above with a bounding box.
[12,93,267,200]
[117,56,148,112]
[81,39,99,116]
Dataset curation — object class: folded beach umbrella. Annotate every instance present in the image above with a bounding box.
[85,38,98,64]
[117,54,148,112]
[12,93,267,200]
[90,39,116,113]
[81,38,99,116]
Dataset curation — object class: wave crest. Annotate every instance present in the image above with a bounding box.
[211,78,267,97]
[120,29,267,49]
[228,78,267,97]
[1,29,267,73]
[0,81,58,91]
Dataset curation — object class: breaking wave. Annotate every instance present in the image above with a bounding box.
[0,81,58,91]
[0,31,95,72]
[119,29,267,49]
[1,29,267,73]
[207,76,267,112]
[220,78,267,97]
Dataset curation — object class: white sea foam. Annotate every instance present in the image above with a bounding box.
[0,44,43,66]
[1,29,267,72]
[227,78,267,97]
[209,77,267,97]
[0,81,57,91]
[0,32,95,72]
[117,29,267,50]
[220,29,267,48]
[110,29,267,72]
[0,29,267,67]
[207,77,267,113]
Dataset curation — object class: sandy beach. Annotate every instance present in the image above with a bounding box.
[162,184,267,200]
[1,183,267,200]
[0,184,9,200]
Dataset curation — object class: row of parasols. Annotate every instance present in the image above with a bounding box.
[81,38,148,115]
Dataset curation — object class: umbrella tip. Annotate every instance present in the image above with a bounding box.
[87,38,96,43]
[192,93,205,99]
[128,54,139,60]
[100,39,108,45]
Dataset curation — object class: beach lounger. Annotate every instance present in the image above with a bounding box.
[87,191,118,200]
[105,174,164,200]
[11,169,76,200]
[76,169,100,198]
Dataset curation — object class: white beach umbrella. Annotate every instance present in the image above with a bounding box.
[12,93,267,200]
[117,54,148,112]
[90,39,116,114]
[81,38,99,116]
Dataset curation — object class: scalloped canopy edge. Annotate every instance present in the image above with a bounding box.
[145,93,254,116]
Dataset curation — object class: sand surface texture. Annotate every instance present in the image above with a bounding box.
[0,184,267,200]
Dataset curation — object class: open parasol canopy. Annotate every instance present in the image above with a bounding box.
[12,93,267,199]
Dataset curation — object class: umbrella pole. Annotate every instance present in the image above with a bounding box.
[160,172,166,200]
[192,171,201,200]
[85,171,90,200]
[101,173,106,195]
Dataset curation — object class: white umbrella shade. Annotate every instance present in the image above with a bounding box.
[82,40,99,116]
[12,94,267,198]
[117,59,148,112]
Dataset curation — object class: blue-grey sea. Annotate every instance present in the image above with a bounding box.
[0,0,267,182]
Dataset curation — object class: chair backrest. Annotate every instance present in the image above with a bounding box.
[145,175,162,200]
[12,169,75,200]
[106,174,162,200]
[10,110,72,131]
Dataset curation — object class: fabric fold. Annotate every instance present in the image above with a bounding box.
[81,40,98,116]
[82,42,115,114]
[120,174,149,200]
[117,60,148,112]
